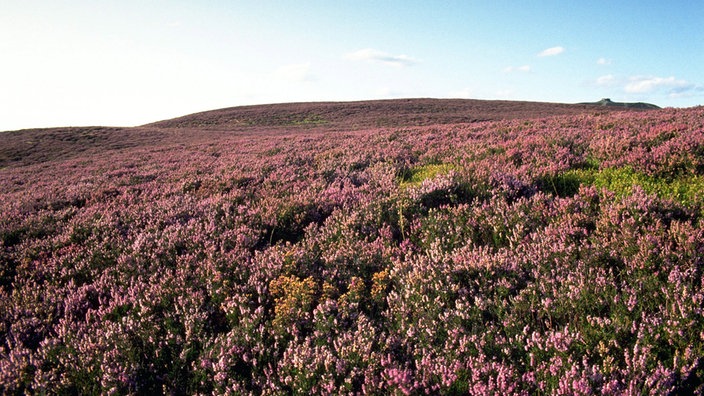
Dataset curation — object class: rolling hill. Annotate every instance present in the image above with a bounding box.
[2,98,704,394]
[1,98,654,168]
[145,98,648,130]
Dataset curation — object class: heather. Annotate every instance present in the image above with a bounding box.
[1,106,703,394]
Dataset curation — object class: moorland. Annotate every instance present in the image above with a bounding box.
[1,98,703,394]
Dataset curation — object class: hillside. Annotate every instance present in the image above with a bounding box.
[2,100,703,394]
[1,98,650,169]
[145,98,641,130]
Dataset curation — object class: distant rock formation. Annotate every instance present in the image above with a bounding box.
[579,98,660,109]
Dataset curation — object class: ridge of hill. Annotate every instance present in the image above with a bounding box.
[578,98,660,109]
[144,98,644,130]
[1,98,658,168]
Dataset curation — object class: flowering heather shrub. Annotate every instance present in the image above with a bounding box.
[1,107,704,394]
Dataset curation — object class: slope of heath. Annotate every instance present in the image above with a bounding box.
[1,102,703,394]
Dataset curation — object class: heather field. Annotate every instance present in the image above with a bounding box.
[1,102,704,394]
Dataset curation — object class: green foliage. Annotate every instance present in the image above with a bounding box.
[292,114,326,126]
[547,166,704,207]
[399,163,456,188]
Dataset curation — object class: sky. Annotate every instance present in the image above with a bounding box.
[1,1,702,131]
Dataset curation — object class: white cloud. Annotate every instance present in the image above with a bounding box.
[503,65,531,73]
[274,63,314,82]
[624,76,691,94]
[597,57,612,65]
[593,74,702,99]
[344,48,419,67]
[538,46,565,57]
[596,74,617,86]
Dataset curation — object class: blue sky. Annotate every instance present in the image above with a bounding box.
[1,1,702,131]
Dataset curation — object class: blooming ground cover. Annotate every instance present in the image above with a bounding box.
[1,106,703,394]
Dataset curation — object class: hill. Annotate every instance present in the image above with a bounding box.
[1,101,703,394]
[1,98,652,169]
[145,98,645,131]
[579,97,660,109]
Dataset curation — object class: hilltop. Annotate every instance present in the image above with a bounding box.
[145,98,645,130]
[1,98,653,169]
[579,97,661,110]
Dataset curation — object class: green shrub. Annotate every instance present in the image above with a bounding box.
[399,163,456,188]
[547,166,704,207]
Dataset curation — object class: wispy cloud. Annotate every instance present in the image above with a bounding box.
[274,63,315,82]
[593,74,702,98]
[344,48,419,67]
[537,46,565,57]
[597,57,612,65]
[596,74,617,86]
[624,76,693,94]
[503,65,531,73]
